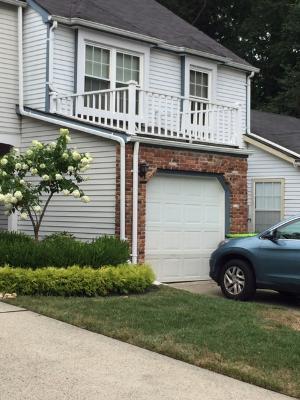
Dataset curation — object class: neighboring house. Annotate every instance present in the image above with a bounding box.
[0,0,258,282]
[246,110,300,233]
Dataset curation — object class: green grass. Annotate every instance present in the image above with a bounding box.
[6,286,300,398]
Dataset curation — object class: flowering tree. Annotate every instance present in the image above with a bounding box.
[0,128,92,241]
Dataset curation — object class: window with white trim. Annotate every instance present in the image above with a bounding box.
[190,69,209,99]
[85,45,110,92]
[84,45,141,92]
[254,181,283,232]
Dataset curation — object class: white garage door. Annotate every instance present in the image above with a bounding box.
[145,174,225,282]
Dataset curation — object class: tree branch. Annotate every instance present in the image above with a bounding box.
[37,191,54,230]
[192,0,207,26]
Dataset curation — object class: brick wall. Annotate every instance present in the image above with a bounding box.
[116,143,248,262]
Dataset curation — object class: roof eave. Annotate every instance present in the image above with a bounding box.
[245,132,300,163]
[0,0,26,7]
[52,15,259,73]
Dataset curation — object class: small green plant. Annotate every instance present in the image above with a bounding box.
[0,264,155,296]
[0,231,129,268]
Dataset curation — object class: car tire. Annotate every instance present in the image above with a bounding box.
[220,259,256,301]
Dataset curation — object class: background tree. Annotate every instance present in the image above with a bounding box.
[0,129,92,241]
[158,0,300,117]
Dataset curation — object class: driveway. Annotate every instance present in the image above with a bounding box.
[169,280,300,309]
[0,301,293,400]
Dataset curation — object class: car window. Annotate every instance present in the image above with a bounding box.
[276,220,300,239]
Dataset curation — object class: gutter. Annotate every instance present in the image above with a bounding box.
[17,6,127,240]
[131,135,251,157]
[52,15,259,74]
[1,0,26,6]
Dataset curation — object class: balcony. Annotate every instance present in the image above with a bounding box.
[50,82,242,147]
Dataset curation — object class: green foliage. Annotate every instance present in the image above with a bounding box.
[158,0,300,117]
[226,233,257,238]
[0,128,92,240]
[0,231,129,268]
[0,264,155,297]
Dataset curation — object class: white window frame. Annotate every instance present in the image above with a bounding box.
[184,56,217,101]
[252,178,285,232]
[189,67,211,102]
[77,29,150,95]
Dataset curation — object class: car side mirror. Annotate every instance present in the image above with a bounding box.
[262,229,277,241]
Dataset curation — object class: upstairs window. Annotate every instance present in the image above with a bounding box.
[190,70,209,100]
[116,53,140,88]
[85,45,110,91]
[84,45,141,93]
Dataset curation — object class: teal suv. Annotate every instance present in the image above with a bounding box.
[209,216,300,300]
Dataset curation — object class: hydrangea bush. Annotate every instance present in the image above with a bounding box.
[0,128,92,240]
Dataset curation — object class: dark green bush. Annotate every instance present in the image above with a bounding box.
[0,264,155,296]
[0,232,129,269]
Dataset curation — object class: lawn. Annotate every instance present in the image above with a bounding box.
[6,286,300,398]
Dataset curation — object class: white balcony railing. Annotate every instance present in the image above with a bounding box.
[50,82,242,147]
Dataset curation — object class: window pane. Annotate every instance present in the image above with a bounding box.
[132,70,139,83]
[255,211,281,233]
[277,220,300,239]
[102,49,110,64]
[202,73,208,86]
[196,86,202,98]
[132,56,139,70]
[94,47,102,63]
[124,54,132,69]
[202,86,208,98]
[101,64,109,79]
[190,71,196,84]
[196,72,202,85]
[255,182,282,211]
[116,67,124,82]
[86,45,93,60]
[117,53,123,68]
[85,60,93,76]
[124,69,131,82]
[190,83,195,97]
[85,77,110,92]
[93,63,102,78]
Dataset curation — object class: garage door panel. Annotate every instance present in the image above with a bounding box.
[145,174,225,282]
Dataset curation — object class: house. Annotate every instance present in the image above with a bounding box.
[246,110,300,233]
[0,0,259,282]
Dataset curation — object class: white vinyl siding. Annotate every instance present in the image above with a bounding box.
[19,118,116,240]
[53,25,75,95]
[247,144,300,231]
[149,49,181,96]
[23,7,47,110]
[0,3,20,137]
[217,65,247,134]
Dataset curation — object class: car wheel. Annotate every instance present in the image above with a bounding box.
[220,259,256,301]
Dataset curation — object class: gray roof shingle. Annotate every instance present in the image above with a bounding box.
[34,0,252,67]
[251,110,300,155]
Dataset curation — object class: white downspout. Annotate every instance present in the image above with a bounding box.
[17,6,126,240]
[246,71,255,134]
[47,17,58,93]
[131,141,139,264]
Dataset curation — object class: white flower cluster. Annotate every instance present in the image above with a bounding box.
[62,189,90,203]
[0,191,23,215]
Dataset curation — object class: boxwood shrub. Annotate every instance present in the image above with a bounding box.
[0,232,129,269]
[226,233,257,239]
[0,264,155,296]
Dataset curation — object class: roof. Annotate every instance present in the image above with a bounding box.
[34,0,253,69]
[251,110,300,156]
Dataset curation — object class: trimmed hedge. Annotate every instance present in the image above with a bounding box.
[0,264,155,296]
[0,232,130,268]
[226,233,257,239]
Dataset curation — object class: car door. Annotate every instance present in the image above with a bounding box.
[257,218,300,291]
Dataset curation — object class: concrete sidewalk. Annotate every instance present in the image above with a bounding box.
[0,301,293,400]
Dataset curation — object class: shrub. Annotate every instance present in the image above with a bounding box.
[226,233,257,239]
[0,232,130,268]
[0,264,155,297]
